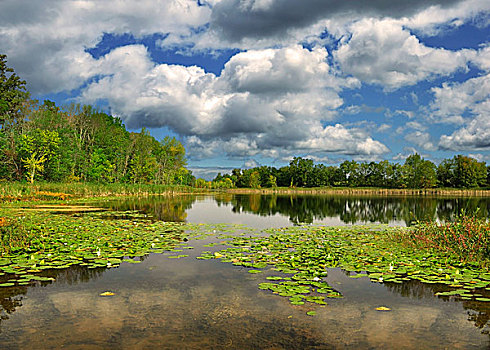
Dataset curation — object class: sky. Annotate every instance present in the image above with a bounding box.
[0,0,489,179]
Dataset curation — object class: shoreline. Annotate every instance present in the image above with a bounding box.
[224,187,490,197]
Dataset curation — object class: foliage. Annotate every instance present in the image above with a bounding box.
[405,212,490,263]
[199,222,490,309]
[215,154,487,190]
[0,54,29,128]
[0,57,192,185]
[437,155,487,188]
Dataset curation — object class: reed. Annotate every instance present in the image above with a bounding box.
[0,216,36,255]
[0,182,202,201]
[400,211,490,264]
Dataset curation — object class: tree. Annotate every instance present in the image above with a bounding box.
[19,129,61,183]
[0,54,29,128]
[128,129,158,184]
[155,136,187,185]
[402,154,437,188]
[289,157,314,187]
[22,152,46,184]
[339,160,360,187]
[88,148,114,183]
[248,170,261,188]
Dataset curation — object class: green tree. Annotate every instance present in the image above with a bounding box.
[249,170,261,188]
[453,155,487,188]
[339,160,360,187]
[0,54,29,128]
[128,129,158,184]
[155,136,187,185]
[289,157,314,187]
[402,154,437,188]
[88,148,114,183]
[19,129,61,183]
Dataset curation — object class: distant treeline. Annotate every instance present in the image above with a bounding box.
[210,155,489,189]
[0,54,193,185]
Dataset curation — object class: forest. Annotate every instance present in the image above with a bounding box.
[211,155,489,189]
[1,54,489,190]
[0,54,192,186]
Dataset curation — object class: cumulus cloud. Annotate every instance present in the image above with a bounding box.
[404,131,436,151]
[434,74,490,150]
[0,0,210,94]
[1,0,488,162]
[403,0,490,35]
[209,0,463,43]
[334,18,474,90]
[80,44,387,159]
[296,124,390,155]
[439,113,490,150]
[429,73,489,124]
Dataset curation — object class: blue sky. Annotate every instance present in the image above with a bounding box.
[0,0,489,179]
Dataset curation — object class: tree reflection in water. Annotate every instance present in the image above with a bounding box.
[219,194,489,225]
[0,265,105,329]
[384,279,490,334]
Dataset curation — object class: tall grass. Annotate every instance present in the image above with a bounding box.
[0,216,36,255]
[402,211,490,264]
[0,182,202,201]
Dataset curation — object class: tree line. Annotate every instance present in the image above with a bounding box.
[0,54,192,185]
[211,154,489,189]
[2,54,488,189]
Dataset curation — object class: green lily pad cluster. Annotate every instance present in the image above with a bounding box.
[0,209,195,286]
[198,225,490,307]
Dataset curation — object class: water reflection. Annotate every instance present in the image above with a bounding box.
[1,252,489,349]
[1,232,490,348]
[95,194,197,222]
[221,194,489,225]
[0,265,106,330]
[95,193,489,226]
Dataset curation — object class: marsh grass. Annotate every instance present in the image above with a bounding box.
[400,212,490,265]
[0,216,36,255]
[0,182,201,201]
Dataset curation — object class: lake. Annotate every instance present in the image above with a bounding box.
[0,194,489,349]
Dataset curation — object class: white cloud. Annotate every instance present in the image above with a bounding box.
[439,113,490,150]
[79,44,388,159]
[296,124,390,155]
[243,159,260,168]
[434,73,490,150]
[403,0,490,36]
[404,131,436,151]
[377,124,391,132]
[0,0,210,94]
[334,18,474,90]
[430,73,489,124]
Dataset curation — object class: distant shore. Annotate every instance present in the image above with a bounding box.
[224,187,490,197]
[1,182,489,202]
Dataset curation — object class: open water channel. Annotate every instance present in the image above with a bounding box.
[1,194,489,349]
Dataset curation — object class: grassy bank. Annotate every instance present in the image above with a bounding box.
[0,182,204,202]
[226,187,490,197]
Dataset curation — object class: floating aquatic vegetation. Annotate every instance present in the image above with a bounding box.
[197,224,490,311]
[0,208,195,287]
[1,203,490,318]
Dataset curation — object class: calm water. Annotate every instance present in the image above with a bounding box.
[1,194,490,349]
